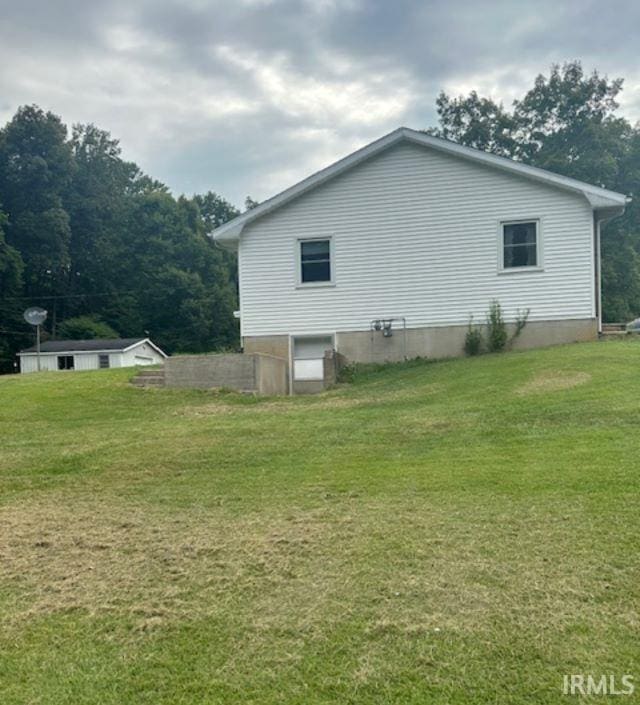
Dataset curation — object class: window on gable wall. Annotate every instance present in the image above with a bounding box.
[299,239,332,283]
[502,221,539,269]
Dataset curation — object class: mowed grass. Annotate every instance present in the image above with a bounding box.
[0,340,639,704]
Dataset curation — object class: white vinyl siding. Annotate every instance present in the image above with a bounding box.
[120,342,163,367]
[238,141,595,337]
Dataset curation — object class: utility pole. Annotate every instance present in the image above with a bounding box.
[23,307,48,372]
[36,323,41,371]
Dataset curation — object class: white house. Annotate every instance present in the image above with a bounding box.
[18,337,167,374]
[212,127,628,390]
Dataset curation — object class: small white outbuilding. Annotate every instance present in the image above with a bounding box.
[18,337,167,374]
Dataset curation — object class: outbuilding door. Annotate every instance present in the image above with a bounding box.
[292,336,333,381]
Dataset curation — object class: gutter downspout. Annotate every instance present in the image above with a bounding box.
[594,213,602,334]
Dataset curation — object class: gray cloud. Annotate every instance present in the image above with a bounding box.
[1,0,639,206]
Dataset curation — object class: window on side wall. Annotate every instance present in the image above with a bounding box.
[99,354,110,369]
[57,355,74,370]
[299,238,332,284]
[501,221,539,270]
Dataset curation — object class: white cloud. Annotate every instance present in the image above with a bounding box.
[1,0,639,206]
[215,44,413,127]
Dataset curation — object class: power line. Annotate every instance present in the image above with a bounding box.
[3,290,138,302]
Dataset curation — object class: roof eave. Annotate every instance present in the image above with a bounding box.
[211,128,407,243]
[210,126,630,241]
[121,338,168,358]
[594,203,628,222]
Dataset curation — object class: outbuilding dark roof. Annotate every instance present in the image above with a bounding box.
[20,338,147,354]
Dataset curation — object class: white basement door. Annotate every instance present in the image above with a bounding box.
[293,336,333,381]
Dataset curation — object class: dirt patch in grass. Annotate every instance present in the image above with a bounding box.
[0,497,333,630]
[173,404,239,418]
[171,382,447,418]
[2,494,626,641]
[516,371,591,396]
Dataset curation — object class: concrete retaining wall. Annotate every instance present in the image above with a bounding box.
[164,353,288,395]
[245,318,597,368]
[255,353,289,395]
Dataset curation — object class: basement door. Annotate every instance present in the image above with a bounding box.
[292,336,333,381]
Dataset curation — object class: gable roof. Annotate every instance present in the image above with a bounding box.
[212,126,629,246]
[19,337,167,356]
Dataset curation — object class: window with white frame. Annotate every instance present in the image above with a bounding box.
[299,238,332,284]
[502,221,539,269]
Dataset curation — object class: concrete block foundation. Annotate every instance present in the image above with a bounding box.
[244,318,598,376]
[333,318,598,364]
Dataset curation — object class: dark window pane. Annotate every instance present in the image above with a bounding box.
[301,260,331,282]
[301,239,330,261]
[503,222,537,268]
[300,239,331,282]
[504,244,537,268]
[504,222,536,246]
[58,355,74,370]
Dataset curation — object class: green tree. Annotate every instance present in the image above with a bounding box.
[190,191,240,288]
[0,209,27,372]
[426,90,519,157]
[192,191,240,231]
[0,105,241,370]
[0,106,74,303]
[64,124,139,314]
[102,191,238,353]
[57,315,119,340]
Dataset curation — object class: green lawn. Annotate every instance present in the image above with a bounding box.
[1,340,639,704]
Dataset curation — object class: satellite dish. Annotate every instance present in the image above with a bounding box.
[24,307,48,326]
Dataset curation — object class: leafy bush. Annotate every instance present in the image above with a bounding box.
[337,362,367,384]
[510,308,530,347]
[57,315,119,340]
[486,300,508,352]
[464,317,483,356]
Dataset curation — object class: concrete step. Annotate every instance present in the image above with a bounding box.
[132,366,165,388]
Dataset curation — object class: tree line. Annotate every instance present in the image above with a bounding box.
[1,62,639,372]
[0,107,241,372]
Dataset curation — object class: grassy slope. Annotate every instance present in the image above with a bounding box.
[0,340,638,704]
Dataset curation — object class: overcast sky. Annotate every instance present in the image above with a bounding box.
[1,0,639,207]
